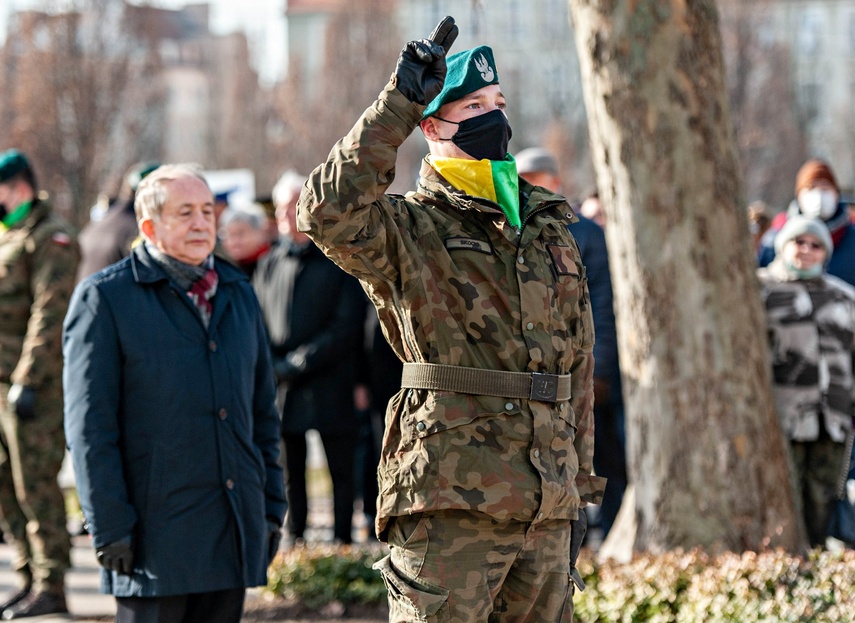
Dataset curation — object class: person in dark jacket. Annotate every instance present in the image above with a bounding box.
[516,148,628,540]
[253,171,366,545]
[63,164,286,623]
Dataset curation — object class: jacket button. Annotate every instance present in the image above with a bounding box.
[225,479,235,489]
[416,421,426,432]
[526,322,534,330]
[209,340,217,352]
[517,256,525,264]
[533,449,540,458]
[505,402,514,411]
[219,408,227,420]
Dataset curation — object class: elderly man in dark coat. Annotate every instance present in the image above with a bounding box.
[63,164,286,623]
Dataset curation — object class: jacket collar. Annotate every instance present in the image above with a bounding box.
[130,243,247,286]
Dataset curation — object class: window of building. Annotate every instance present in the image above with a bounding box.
[797,9,823,56]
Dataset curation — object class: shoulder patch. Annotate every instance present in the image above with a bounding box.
[51,232,72,246]
[445,237,492,254]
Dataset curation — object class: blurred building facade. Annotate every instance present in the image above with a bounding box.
[766,0,855,190]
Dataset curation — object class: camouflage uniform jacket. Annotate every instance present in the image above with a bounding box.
[0,198,78,390]
[299,81,606,536]
[758,258,855,442]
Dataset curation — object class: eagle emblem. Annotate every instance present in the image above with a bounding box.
[474,54,495,82]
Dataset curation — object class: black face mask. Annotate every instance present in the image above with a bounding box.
[434,109,513,161]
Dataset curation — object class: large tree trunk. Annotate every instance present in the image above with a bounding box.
[568,0,806,554]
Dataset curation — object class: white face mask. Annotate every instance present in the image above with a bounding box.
[798,188,838,220]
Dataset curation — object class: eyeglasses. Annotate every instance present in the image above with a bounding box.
[793,238,824,251]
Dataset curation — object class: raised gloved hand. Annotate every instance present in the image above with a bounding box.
[96,536,134,575]
[267,520,283,564]
[393,15,459,105]
[569,511,587,591]
[7,384,36,421]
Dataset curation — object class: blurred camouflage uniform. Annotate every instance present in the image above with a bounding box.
[0,195,78,595]
[758,258,855,545]
[299,80,605,620]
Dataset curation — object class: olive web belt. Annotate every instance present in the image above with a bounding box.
[401,363,572,403]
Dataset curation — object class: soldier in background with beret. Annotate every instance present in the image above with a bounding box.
[0,149,79,618]
[299,16,604,622]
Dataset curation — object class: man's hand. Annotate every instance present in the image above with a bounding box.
[267,520,282,564]
[7,384,36,421]
[96,536,134,575]
[393,15,459,105]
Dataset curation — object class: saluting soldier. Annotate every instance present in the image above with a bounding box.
[298,16,605,622]
[0,149,78,619]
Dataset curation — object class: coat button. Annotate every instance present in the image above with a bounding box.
[209,340,217,352]
[505,402,514,411]
[517,256,525,264]
[219,408,227,420]
[526,322,534,330]
[416,421,426,432]
[533,449,540,458]
[225,479,235,489]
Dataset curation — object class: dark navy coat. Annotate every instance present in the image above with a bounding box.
[63,244,286,597]
[252,240,366,436]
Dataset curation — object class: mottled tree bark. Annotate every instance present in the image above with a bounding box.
[568,0,805,553]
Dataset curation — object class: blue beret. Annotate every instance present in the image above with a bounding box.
[422,45,500,119]
[0,150,30,183]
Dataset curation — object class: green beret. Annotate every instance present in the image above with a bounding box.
[422,45,500,119]
[0,149,30,184]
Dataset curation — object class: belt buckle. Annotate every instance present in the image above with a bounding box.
[530,373,559,402]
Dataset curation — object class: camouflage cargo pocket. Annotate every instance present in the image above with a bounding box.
[374,555,449,622]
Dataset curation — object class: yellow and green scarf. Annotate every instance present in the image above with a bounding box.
[0,200,32,233]
[430,154,520,228]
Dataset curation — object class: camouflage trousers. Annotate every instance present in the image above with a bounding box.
[374,509,575,622]
[0,382,70,594]
[790,430,848,547]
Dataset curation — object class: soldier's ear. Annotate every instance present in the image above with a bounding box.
[420,117,441,140]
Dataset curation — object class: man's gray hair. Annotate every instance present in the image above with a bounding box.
[271,170,307,208]
[134,163,209,221]
[219,202,268,231]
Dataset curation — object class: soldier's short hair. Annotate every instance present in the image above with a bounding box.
[134,163,209,221]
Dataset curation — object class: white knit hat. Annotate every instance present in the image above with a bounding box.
[774,215,833,260]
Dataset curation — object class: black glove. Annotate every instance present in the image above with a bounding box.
[272,356,299,385]
[267,520,282,564]
[569,511,587,591]
[96,536,134,575]
[393,15,459,105]
[7,384,36,421]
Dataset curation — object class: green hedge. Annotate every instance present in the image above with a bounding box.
[265,545,855,622]
[266,545,388,609]
[575,548,855,623]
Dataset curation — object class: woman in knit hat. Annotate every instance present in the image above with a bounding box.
[757,215,855,547]
[758,158,855,287]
